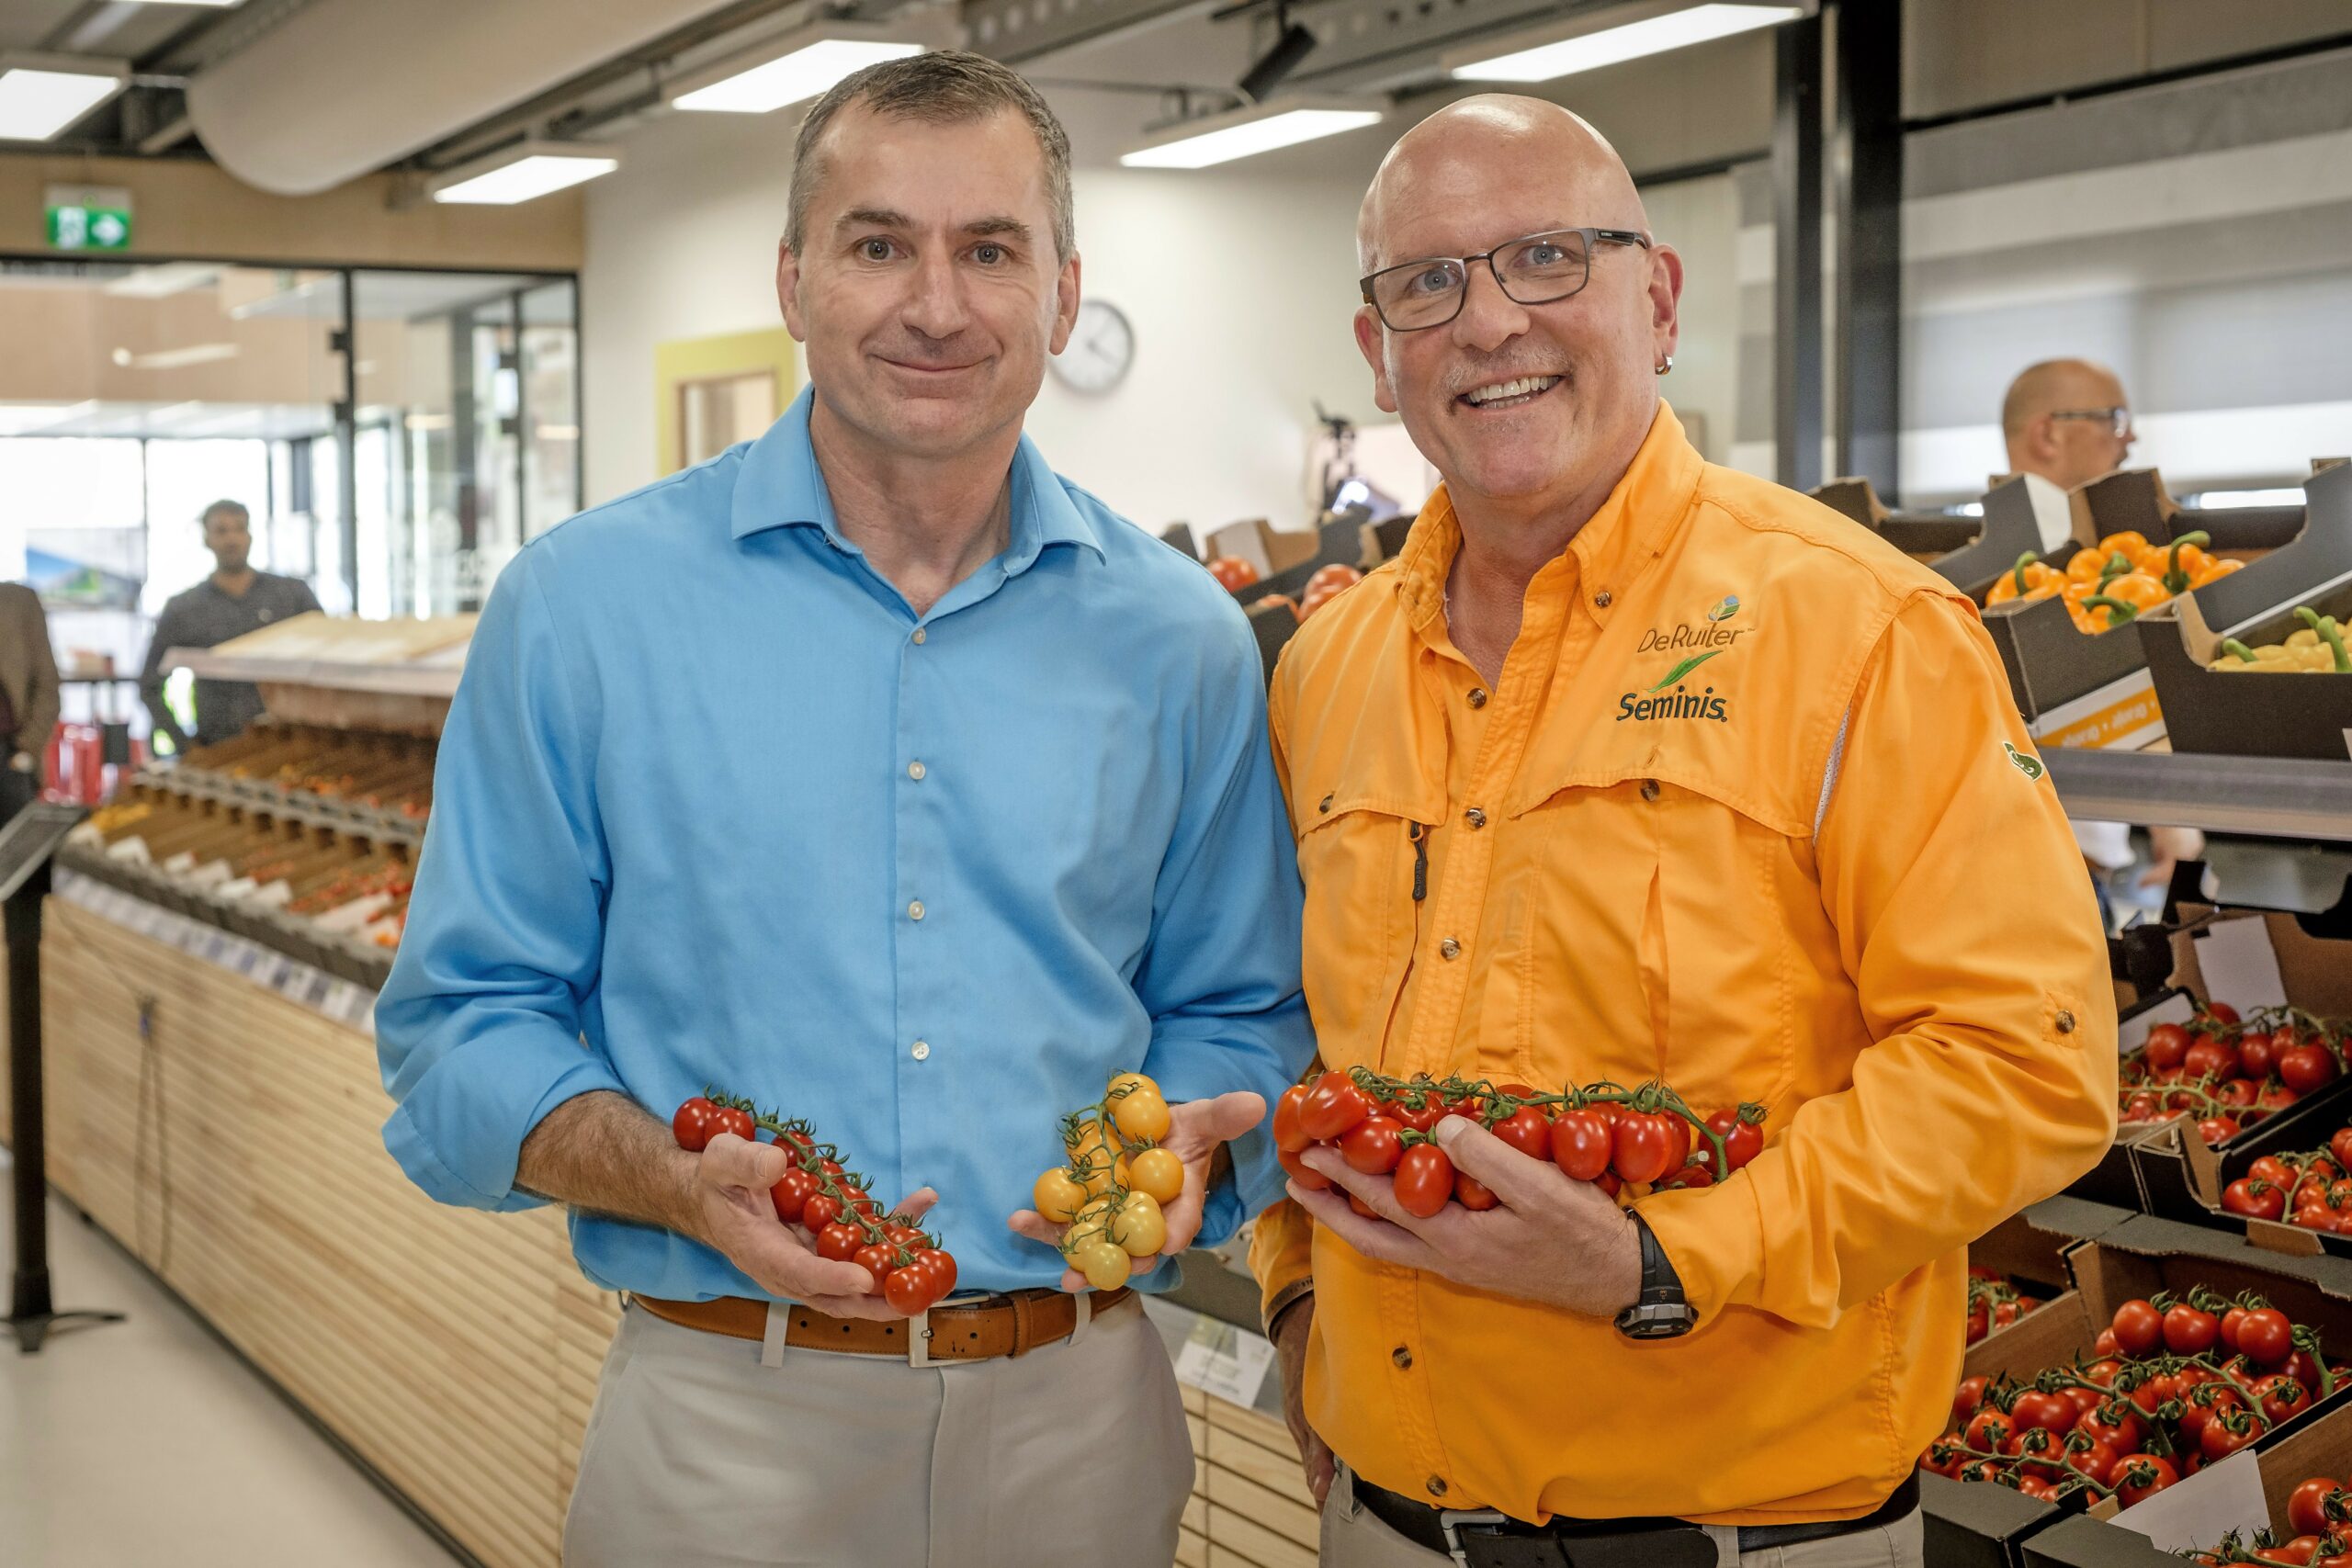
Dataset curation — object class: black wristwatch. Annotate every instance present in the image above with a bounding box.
[1614,1213,1698,1339]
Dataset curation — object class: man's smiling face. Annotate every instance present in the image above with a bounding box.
[1353,98,1680,510]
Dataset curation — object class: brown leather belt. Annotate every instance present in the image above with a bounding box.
[634,1287,1133,1365]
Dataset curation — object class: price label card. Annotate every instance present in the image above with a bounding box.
[1171,1313,1276,1406]
[2194,919,2289,1013]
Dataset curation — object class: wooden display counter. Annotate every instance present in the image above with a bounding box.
[0,890,617,1568]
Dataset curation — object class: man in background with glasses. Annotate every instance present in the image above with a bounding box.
[2001,359,2199,919]
[1250,96,2115,1567]
[2002,357,2136,491]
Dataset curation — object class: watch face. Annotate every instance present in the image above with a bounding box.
[1052,299,1134,394]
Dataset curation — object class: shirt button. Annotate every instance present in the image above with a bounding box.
[1594,590,1613,609]
[1464,807,1487,829]
[1439,938,1461,960]
[1640,779,1660,802]
[1427,1477,1449,1498]
[908,900,926,921]
[911,1040,930,1061]
[1318,794,1333,813]
[1392,1345,1413,1370]
[911,628,927,645]
[908,761,927,781]
[2056,1010,2076,1034]
[1466,688,1487,708]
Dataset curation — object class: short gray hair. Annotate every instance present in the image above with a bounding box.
[787,51,1074,264]
[201,499,249,525]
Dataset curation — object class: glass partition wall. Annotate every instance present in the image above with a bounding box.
[0,257,581,735]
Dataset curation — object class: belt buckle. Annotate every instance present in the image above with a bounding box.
[906,1304,935,1368]
[1439,1509,1510,1568]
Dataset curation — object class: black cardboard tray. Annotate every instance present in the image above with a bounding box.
[2143,570,2352,762]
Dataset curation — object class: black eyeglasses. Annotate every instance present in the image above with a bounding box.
[2049,407,2133,439]
[1360,226,1652,332]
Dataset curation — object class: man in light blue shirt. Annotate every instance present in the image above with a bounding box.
[376,51,1311,1568]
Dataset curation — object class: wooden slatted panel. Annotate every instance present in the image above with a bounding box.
[1206,1505,1317,1568]
[1176,1524,1208,1566]
[0,900,621,1568]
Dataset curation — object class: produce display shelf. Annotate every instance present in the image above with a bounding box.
[169,646,465,700]
[2044,749,2352,843]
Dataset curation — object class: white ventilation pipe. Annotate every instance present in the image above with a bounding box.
[187,0,745,195]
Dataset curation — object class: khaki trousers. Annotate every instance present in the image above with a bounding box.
[564,1295,1193,1568]
[1319,1465,1925,1568]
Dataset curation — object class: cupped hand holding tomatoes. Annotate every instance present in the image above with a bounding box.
[1008,1089,1267,1291]
[1283,1111,1643,1319]
[682,1123,940,1322]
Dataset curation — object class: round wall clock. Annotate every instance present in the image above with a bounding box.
[1053,299,1135,393]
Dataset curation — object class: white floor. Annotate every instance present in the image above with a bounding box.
[0,1156,459,1568]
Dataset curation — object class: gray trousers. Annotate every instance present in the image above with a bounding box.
[564,1295,1193,1568]
[1320,1465,1925,1568]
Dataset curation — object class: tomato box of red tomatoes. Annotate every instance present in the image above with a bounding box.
[1923,1219,2352,1567]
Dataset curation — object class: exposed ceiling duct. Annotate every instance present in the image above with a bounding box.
[184,0,752,195]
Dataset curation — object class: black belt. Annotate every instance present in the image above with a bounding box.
[1355,1473,1919,1567]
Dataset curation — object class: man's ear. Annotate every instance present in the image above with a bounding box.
[1354,307,1398,415]
[777,237,808,343]
[1048,252,1082,355]
[1649,243,1684,367]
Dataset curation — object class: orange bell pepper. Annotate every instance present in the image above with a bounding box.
[2136,531,2214,595]
[2076,570,2170,632]
[2067,534,2146,583]
[2190,557,2244,589]
[1986,551,2064,605]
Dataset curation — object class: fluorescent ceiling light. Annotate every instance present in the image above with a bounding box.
[673,37,923,114]
[1122,99,1385,171]
[430,142,619,205]
[142,2,248,7]
[109,342,241,370]
[103,263,221,299]
[0,401,98,435]
[1449,2,1803,84]
[0,57,129,141]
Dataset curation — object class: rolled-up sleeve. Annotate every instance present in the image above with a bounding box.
[1638,593,2118,1325]
[1134,615,1316,1248]
[376,543,625,1211]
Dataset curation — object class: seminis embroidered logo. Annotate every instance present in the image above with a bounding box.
[1619,593,1741,723]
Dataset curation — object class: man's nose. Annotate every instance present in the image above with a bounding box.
[902,252,972,339]
[1447,264,1530,355]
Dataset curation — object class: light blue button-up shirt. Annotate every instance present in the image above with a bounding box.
[377,389,1313,1301]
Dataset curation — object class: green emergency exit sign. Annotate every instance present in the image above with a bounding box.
[46,186,132,252]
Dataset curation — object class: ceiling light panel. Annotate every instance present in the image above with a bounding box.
[1449,2,1803,84]
[0,59,129,141]
[430,146,619,206]
[1122,104,1385,170]
[673,38,923,114]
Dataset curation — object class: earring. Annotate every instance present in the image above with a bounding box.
[1655,355,1674,376]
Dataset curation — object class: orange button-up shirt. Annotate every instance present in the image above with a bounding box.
[1250,404,2116,1526]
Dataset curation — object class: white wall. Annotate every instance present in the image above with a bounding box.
[582,107,1379,534]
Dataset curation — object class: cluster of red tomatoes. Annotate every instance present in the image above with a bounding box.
[2222,1127,2352,1233]
[672,1092,960,1314]
[2120,1004,2347,1147]
[1923,1292,2341,1507]
[2193,1470,2352,1564]
[1272,1066,1768,1219]
[1203,556,1365,622]
[1031,1072,1186,1292]
[1966,1269,2043,1346]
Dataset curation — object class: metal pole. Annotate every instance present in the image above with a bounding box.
[1774,10,1825,492]
[1835,0,1904,495]
[7,874,51,1337]
[337,269,361,613]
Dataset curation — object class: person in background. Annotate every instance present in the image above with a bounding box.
[0,581,60,821]
[2001,360,2201,921]
[138,499,321,756]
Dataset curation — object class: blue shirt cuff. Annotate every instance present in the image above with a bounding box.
[381,1048,628,1212]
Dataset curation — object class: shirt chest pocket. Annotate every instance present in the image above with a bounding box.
[1294,793,1427,1073]
[1511,770,1807,1113]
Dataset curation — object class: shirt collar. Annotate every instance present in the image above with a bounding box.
[1392,399,1702,631]
[730,386,1104,568]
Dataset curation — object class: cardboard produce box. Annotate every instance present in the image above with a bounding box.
[1927,1220,2352,1565]
[1983,464,2344,744]
[2068,991,2204,1211]
[2143,575,2352,764]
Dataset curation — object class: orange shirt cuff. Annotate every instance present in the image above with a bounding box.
[1249,1196,1316,1325]
[1636,1176,1767,1321]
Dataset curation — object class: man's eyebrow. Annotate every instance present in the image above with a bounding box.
[835,208,1033,243]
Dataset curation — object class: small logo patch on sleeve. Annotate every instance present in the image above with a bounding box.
[2004,741,2047,782]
